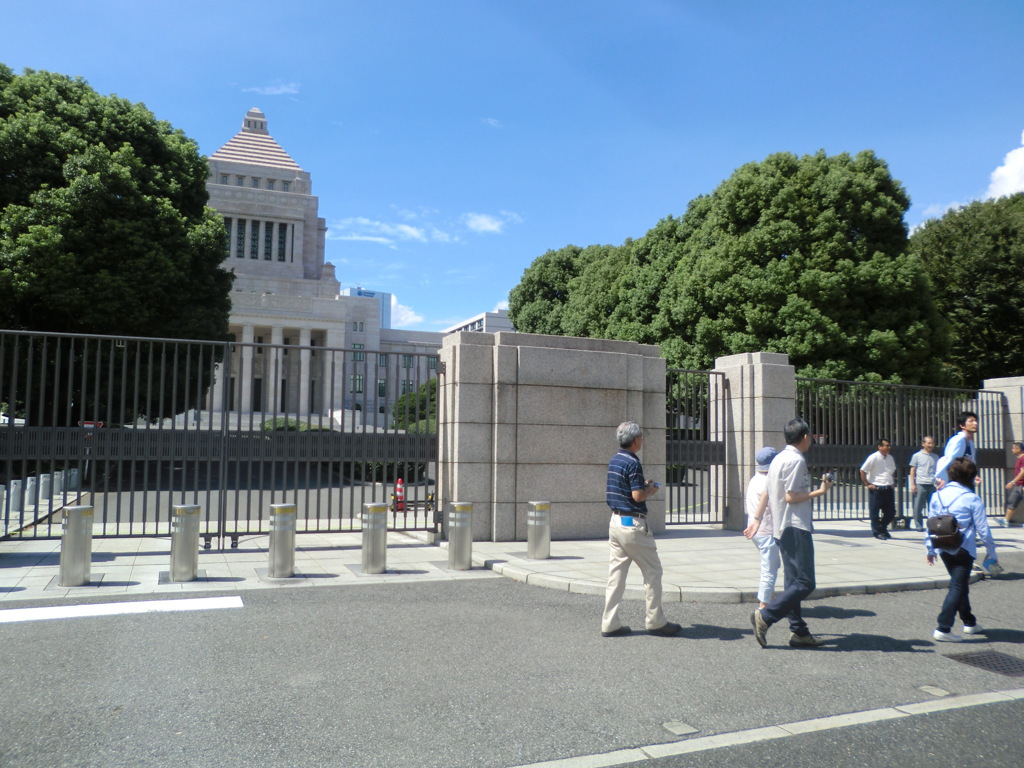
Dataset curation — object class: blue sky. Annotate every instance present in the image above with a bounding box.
[3,1,1023,330]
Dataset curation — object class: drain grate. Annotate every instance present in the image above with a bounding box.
[945,650,1024,677]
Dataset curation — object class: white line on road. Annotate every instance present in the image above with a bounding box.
[0,595,244,623]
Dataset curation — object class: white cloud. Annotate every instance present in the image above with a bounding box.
[242,80,300,96]
[328,217,439,247]
[493,300,509,311]
[986,130,1024,199]
[391,295,423,327]
[329,209,520,247]
[463,211,522,235]
[482,117,504,128]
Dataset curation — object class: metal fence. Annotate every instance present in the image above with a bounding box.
[0,330,439,545]
[665,369,726,524]
[796,377,1006,521]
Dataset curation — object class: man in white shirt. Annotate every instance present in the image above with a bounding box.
[751,418,833,649]
[860,438,897,540]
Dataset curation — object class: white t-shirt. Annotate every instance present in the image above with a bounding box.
[860,451,896,486]
[745,471,773,537]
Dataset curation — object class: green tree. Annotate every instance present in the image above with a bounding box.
[908,193,1024,387]
[391,377,437,433]
[0,65,233,425]
[0,65,232,338]
[508,244,586,335]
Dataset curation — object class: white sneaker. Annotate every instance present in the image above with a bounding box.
[933,629,962,642]
[962,624,985,635]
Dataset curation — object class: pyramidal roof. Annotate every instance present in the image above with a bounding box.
[209,108,303,171]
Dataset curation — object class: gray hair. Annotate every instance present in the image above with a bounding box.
[617,421,643,448]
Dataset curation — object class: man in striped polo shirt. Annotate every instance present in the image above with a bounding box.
[601,420,682,638]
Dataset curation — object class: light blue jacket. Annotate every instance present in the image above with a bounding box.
[925,481,995,561]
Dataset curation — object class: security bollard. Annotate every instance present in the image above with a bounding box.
[66,468,80,492]
[9,479,23,513]
[170,505,201,582]
[39,474,52,506]
[361,502,388,574]
[527,501,551,560]
[53,470,64,495]
[59,505,94,587]
[268,503,297,578]
[25,476,38,506]
[0,485,5,516]
[447,502,473,571]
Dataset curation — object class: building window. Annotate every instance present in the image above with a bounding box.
[267,179,275,190]
[378,354,388,367]
[377,379,386,397]
[277,223,287,262]
[236,219,246,258]
[353,321,364,332]
[252,178,260,188]
[428,356,438,371]
[223,217,232,254]
[283,337,290,355]
[352,343,364,362]
[220,174,228,185]
[282,181,290,192]
[250,220,259,258]
[401,379,415,395]
[350,374,364,394]
[236,176,245,186]
[264,221,273,260]
[401,355,414,369]
[255,335,264,354]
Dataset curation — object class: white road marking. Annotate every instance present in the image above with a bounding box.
[0,595,244,623]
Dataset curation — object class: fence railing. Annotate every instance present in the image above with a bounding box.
[1,330,439,543]
[796,377,1005,521]
[665,369,726,524]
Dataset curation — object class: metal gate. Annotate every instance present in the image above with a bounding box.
[796,377,1005,521]
[0,331,439,546]
[665,369,726,524]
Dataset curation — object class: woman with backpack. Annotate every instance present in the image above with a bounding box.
[926,456,998,642]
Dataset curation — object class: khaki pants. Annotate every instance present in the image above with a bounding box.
[601,514,667,632]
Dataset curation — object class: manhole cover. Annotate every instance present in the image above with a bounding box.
[945,651,1024,677]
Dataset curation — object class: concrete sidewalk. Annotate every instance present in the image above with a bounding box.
[1,520,1021,605]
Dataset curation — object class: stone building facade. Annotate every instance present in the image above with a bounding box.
[204,108,442,423]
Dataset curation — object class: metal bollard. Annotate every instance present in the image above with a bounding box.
[447,502,473,571]
[25,476,38,506]
[59,505,94,587]
[9,479,23,513]
[527,501,551,560]
[361,502,388,574]
[66,468,80,491]
[268,503,297,578]
[39,474,52,505]
[170,505,201,582]
[53,470,64,495]
[0,485,5,515]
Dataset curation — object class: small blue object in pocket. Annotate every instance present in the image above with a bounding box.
[619,516,634,527]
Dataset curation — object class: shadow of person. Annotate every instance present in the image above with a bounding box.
[802,605,876,620]
[678,623,748,641]
[976,628,1024,644]
[815,633,934,653]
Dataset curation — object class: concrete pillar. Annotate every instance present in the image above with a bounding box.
[712,352,797,531]
[268,326,284,416]
[240,324,254,414]
[298,327,312,417]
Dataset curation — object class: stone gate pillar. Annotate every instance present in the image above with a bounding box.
[438,332,665,541]
[712,352,796,531]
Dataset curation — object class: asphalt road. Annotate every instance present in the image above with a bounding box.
[2,552,1023,768]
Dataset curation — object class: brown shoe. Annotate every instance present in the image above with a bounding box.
[788,633,824,647]
[751,609,768,648]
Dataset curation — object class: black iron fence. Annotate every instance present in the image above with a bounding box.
[665,369,726,524]
[1,330,439,545]
[796,377,1005,521]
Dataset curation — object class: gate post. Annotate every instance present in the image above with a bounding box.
[713,353,796,531]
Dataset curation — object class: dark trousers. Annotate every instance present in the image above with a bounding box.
[761,527,815,637]
[869,487,896,534]
[912,484,935,528]
[937,549,977,632]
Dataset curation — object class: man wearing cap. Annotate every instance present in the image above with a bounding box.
[860,438,898,540]
[743,446,780,609]
[601,420,682,638]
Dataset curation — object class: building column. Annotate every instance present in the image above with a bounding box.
[240,324,254,413]
[712,352,796,531]
[268,326,284,415]
[298,328,312,418]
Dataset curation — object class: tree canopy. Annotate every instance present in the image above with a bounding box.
[509,150,949,384]
[0,64,232,339]
[908,193,1024,387]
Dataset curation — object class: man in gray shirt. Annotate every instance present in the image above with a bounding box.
[908,435,937,532]
[751,418,833,649]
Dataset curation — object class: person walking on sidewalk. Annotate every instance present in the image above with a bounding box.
[935,411,979,488]
[926,457,997,642]
[860,438,897,539]
[999,441,1024,527]
[751,418,833,649]
[601,421,682,638]
[742,446,780,609]
[908,436,937,532]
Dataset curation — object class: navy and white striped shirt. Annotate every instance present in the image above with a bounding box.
[606,449,647,514]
